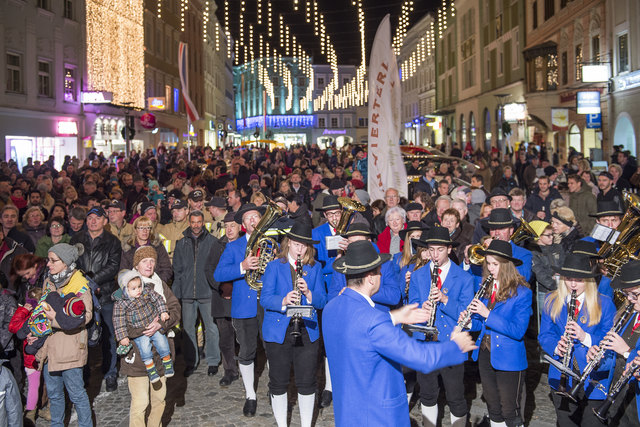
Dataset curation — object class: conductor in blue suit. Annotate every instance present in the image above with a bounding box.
[260,221,327,427]
[408,226,474,427]
[213,202,267,417]
[323,240,477,427]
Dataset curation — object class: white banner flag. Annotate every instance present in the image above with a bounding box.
[367,14,407,201]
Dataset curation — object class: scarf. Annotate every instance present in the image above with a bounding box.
[48,263,76,288]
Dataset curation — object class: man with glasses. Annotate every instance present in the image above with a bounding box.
[471,188,513,244]
[70,206,122,392]
[106,200,133,245]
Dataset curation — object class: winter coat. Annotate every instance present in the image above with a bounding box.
[120,235,173,284]
[36,270,93,372]
[524,188,563,222]
[70,230,122,306]
[118,281,180,378]
[21,224,46,249]
[34,234,71,258]
[0,293,16,353]
[376,226,405,255]
[1,238,28,292]
[450,222,474,262]
[172,228,218,300]
[206,236,232,318]
[8,306,36,369]
[0,361,22,427]
[531,244,565,293]
[112,284,168,342]
[569,183,597,234]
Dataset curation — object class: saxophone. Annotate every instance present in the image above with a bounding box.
[290,255,304,338]
[557,290,578,394]
[245,198,284,293]
[559,302,635,402]
[457,274,494,330]
[592,360,640,422]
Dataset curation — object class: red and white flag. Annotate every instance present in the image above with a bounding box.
[178,42,200,122]
[367,14,407,200]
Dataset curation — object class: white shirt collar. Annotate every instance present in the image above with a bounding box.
[288,254,299,268]
[566,292,586,308]
[430,259,452,284]
[353,289,375,307]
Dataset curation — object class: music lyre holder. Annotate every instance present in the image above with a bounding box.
[404,324,438,342]
[286,305,315,319]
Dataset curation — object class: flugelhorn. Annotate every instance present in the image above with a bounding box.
[468,218,536,265]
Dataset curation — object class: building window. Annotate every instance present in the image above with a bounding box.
[358,118,368,127]
[575,44,583,81]
[561,52,568,85]
[37,0,50,10]
[317,77,324,86]
[618,33,629,73]
[63,0,73,19]
[512,29,520,69]
[342,77,350,85]
[344,116,351,128]
[528,51,558,92]
[272,76,280,86]
[591,35,600,62]
[544,0,554,20]
[298,77,305,86]
[38,60,52,97]
[331,117,339,128]
[561,0,568,7]
[532,1,538,29]
[273,97,280,108]
[319,117,326,128]
[6,53,22,93]
[547,54,558,90]
[64,67,75,101]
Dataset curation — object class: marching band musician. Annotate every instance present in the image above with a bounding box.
[538,254,616,426]
[391,221,428,279]
[408,227,474,427]
[582,201,624,250]
[465,208,533,287]
[592,260,640,425]
[398,229,431,305]
[459,240,532,427]
[312,195,344,291]
[323,240,476,427]
[571,240,615,299]
[213,202,267,417]
[260,221,327,427]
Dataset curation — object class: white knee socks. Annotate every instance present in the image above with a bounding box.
[271,393,287,427]
[238,363,256,400]
[450,413,466,427]
[324,357,332,392]
[421,403,438,427]
[490,421,507,427]
[298,393,315,427]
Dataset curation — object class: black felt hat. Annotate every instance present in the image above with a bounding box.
[477,240,523,266]
[486,187,512,203]
[571,240,600,258]
[485,208,517,230]
[589,201,624,218]
[399,221,428,241]
[285,221,320,245]
[340,223,375,239]
[611,260,640,290]
[318,195,341,211]
[205,196,227,208]
[422,226,460,247]
[333,240,391,275]
[234,203,267,224]
[552,253,597,278]
[404,202,423,213]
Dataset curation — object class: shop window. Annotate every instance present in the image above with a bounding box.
[469,112,476,149]
[6,53,22,93]
[618,33,629,73]
[484,108,492,151]
[460,114,466,144]
[64,67,76,101]
[63,0,73,19]
[38,60,52,97]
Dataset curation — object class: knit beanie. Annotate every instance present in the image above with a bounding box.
[48,243,84,267]
[133,245,157,268]
[354,189,370,205]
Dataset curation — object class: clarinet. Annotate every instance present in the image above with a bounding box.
[425,260,440,329]
[290,255,304,338]
[556,290,578,394]
[560,303,636,402]
[592,360,640,422]
[457,274,494,330]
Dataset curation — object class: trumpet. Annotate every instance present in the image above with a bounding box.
[458,274,494,330]
[556,290,578,394]
[468,218,536,265]
[592,360,640,422]
[290,255,304,338]
[559,302,636,402]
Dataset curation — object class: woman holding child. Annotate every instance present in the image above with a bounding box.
[117,246,181,427]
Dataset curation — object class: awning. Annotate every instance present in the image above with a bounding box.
[523,41,557,60]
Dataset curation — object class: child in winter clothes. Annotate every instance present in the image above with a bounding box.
[113,269,174,383]
[147,180,165,204]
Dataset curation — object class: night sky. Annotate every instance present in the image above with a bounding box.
[214,0,441,65]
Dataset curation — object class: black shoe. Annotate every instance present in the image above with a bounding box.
[184,366,197,377]
[243,398,257,417]
[208,366,219,376]
[105,376,118,392]
[319,390,332,408]
[219,373,239,387]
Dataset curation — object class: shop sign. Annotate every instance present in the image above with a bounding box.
[81,91,113,104]
[57,121,78,136]
[323,129,347,135]
[148,97,166,110]
[504,103,527,122]
[582,65,610,83]
[615,70,640,91]
[586,113,602,129]
[577,91,601,114]
[140,113,156,130]
[551,108,569,131]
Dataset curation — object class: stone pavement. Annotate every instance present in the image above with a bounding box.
[32,336,558,426]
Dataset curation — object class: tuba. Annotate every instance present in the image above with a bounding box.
[599,192,640,278]
[468,218,536,265]
[245,198,284,292]
[335,197,366,234]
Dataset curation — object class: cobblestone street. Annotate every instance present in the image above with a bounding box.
[31,335,558,426]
